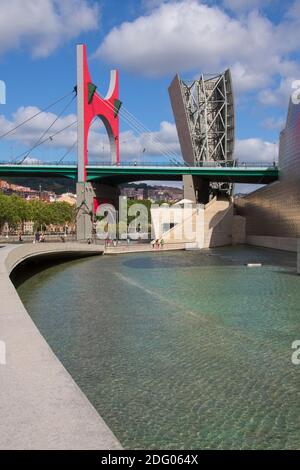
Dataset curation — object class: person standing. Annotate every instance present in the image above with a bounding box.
[34,231,40,243]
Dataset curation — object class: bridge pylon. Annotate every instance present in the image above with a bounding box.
[76,44,121,240]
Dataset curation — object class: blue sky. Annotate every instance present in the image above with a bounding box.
[0,0,299,169]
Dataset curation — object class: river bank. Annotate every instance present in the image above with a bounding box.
[0,243,121,450]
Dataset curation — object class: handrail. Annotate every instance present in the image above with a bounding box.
[0,160,279,169]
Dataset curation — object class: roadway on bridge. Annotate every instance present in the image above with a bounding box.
[0,163,279,184]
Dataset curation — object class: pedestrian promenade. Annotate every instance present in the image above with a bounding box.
[0,243,121,450]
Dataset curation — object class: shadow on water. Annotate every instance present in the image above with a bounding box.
[10,254,97,289]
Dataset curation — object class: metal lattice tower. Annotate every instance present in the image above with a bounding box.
[169,69,235,197]
[186,71,234,164]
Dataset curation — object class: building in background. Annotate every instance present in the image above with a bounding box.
[0,179,55,201]
[120,184,182,203]
[57,193,77,205]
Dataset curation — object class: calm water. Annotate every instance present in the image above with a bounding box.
[17,247,300,449]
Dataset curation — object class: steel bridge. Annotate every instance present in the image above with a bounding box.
[0,162,278,185]
[0,44,280,241]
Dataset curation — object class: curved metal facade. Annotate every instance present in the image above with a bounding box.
[235,98,300,238]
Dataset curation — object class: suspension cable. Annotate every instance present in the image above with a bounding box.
[20,94,76,164]
[117,103,183,164]
[117,105,182,164]
[56,140,77,164]
[0,90,75,141]
[1,89,184,166]
[96,96,183,165]
[14,120,77,164]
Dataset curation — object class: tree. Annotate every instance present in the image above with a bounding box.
[0,194,23,232]
[27,199,50,230]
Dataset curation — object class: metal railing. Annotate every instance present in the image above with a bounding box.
[0,160,278,169]
[87,160,279,169]
[86,160,278,168]
[0,160,77,166]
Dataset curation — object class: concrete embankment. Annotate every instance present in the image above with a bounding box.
[104,242,186,254]
[0,243,122,450]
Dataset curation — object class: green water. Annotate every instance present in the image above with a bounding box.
[17,246,300,449]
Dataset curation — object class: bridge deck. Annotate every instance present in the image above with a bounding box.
[0,163,279,184]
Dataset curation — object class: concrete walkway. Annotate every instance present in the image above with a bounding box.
[105,242,186,254]
[0,243,122,450]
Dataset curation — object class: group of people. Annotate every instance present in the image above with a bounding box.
[33,231,46,243]
[152,239,165,249]
[104,237,131,247]
[104,237,117,247]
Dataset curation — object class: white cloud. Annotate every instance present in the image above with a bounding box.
[96,0,300,102]
[234,136,279,193]
[0,107,181,162]
[0,0,99,58]
[92,121,278,166]
[97,1,252,77]
[235,138,278,164]
[258,77,298,107]
[22,156,42,164]
[90,120,181,162]
[0,106,77,159]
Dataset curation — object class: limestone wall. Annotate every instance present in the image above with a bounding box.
[155,198,236,248]
[203,199,233,248]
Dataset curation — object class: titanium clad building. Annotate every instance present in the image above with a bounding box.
[235,97,300,251]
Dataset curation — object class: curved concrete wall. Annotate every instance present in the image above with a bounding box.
[0,243,122,450]
[4,242,104,274]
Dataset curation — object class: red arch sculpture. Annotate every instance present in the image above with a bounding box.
[77,44,120,182]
